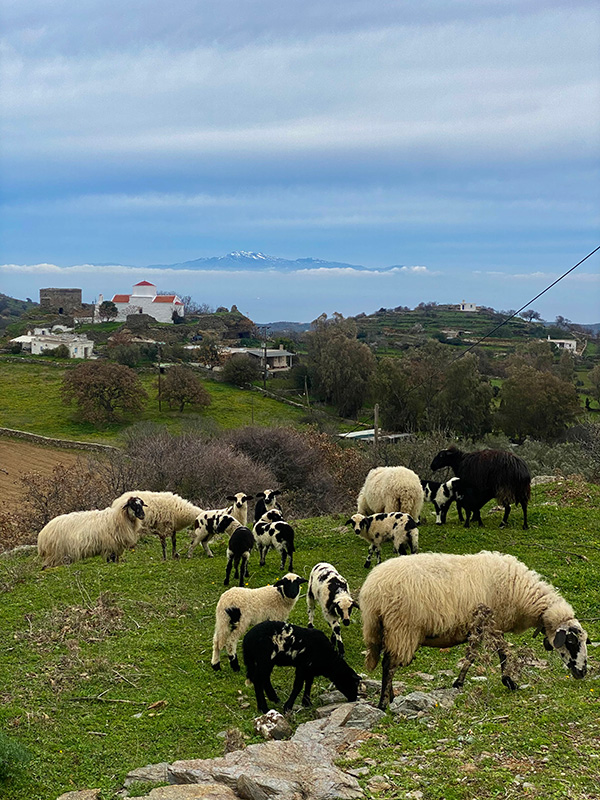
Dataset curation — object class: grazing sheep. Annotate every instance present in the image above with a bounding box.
[253,509,295,571]
[359,550,589,708]
[111,490,203,560]
[307,562,359,655]
[254,489,282,523]
[430,447,531,529]
[38,496,146,568]
[421,478,464,525]
[211,573,307,671]
[243,620,361,713]
[357,466,424,522]
[224,521,255,587]
[346,512,419,568]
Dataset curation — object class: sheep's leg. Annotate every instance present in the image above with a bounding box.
[264,671,279,704]
[453,609,490,688]
[301,673,315,707]
[521,499,529,530]
[307,589,316,627]
[225,636,241,672]
[171,530,179,559]
[498,646,518,690]
[456,501,464,522]
[439,503,448,525]
[224,554,234,586]
[286,548,293,572]
[253,679,268,713]
[159,535,168,560]
[463,510,471,529]
[187,534,199,558]
[434,502,442,525]
[280,548,286,571]
[201,538,214,558]
[284,668,308,712]
[330,628,344,657]
[378,651,397,710]
[499,504,511,528]
[364,545,375,569]
[211,632,222,670]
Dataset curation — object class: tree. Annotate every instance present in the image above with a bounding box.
[434,354,493,439]
[221,354,261,387]
[158,366,211,412]
[589,364,600,406]
[98,300,118,322]
[520,309,541,323]
[61,362,147,423]
[509,340,554,373]
[495,365,581,443]
[196,336,222,370]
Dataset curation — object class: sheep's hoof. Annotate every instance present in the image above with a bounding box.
[223,579,230,586]
[363,562,371,569]
[211,662,221,671]
[502,675,518,691]
[452,678,464,689]
[499,522,506,529]
[229,656,240,672]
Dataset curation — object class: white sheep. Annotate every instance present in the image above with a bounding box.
[37,496,146,568]
[111,490,203,560]
[359,550,589,708]
[211,573,307,671]
[357,466,424,522]
[307,562,359,656]
[253,489,282,523]
[346,512,419,568]
[187,493,252,559]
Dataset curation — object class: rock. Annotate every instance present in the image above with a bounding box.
[56,792,101,800]
[390,691,443,718]
[346,768,370,777]
[414,672,435,682]
[366,776,391,792]
[144,786,238,799]
[253,711,292,741]
[123,763,170,788]
[316,703,348,718]
[319,690,349,705]
[169,740,362,800]
[344,703,386,731]
[531,475,558,486]
[223,728,247,753]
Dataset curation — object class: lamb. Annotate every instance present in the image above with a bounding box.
[357,466,424,522]
[211,572,307,671]
[359,550,589,709]
[224,520,255,587]
[243,620,361,713]
[226,492,253,527]
[37,496,146,569]
[421,478,464,525]
[187,510,238,559]
[253,509,295,571]
[111,490,203,560]
[346,512,419,568]
[307,562,359,656]
[253,489,282,523]
[430,447,531,529]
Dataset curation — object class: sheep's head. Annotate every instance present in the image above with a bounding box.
[333,596,360,626]
[346,513,367,536]
[227,493,252,508]
[544,621,589,679]
[274,573,307,599]
[124,496,146,520]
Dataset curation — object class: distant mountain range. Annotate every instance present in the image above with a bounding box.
[147,251,399,272]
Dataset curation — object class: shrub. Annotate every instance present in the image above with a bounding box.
[221,354,261,386]
[0,731,29,781]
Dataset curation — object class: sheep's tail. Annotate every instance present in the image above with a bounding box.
[362,605,383,672]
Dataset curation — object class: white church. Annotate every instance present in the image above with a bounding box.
[100,281,185,323]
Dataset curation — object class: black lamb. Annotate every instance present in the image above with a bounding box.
[243,620,361,713]
[224,525,255,586]
[430,447,531,529]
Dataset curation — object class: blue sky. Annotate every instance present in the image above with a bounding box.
[1,0,599,322]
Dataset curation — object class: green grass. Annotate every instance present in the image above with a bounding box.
[0,480,599,799]
[0,362,311,443]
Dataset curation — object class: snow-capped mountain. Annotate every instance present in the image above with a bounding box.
[147,251,397,272]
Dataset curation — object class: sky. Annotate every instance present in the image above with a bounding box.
[1,0,599,322]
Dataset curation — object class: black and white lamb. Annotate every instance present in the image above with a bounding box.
[359,550,589,709]
[253,489,282,523]
[224,519,255,587]
[307,562,359,656]
[187,492,253,558]
[346,512,419,568]
[211,573,307,671]
[37,496,146,568]
[243,620,361,713]
[420,478,464,525]
[253,509,295,571]
[430,447,531,529]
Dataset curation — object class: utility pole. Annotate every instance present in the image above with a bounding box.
[373,403,380,455]
[157,345,162,412]
[261,326,270,389]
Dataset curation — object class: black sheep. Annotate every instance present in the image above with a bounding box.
[243,620,360,713]
[431,447,531,529]
[224,525,254,586]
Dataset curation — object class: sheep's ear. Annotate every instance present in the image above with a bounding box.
[351,599,360,610]
[553,630,567,648]
[345,519,353,526]
[543,637,553,652]
[256,492,266,499]
[245,495,253,501]
[226,495,236,502]
[272,490,282,496]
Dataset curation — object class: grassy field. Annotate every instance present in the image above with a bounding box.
[0,362,310,443]
[0,479,598,799]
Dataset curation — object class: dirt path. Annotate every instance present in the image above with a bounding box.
[0,439,86,511]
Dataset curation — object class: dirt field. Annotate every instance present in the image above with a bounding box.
[0,439,86,511]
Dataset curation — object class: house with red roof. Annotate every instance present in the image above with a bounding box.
[98,281,185,324]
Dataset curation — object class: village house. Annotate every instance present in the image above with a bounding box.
[11,327,94,359]
[220,345,294,373]
[547,335,577,352]
[100,281,185,323]
[459,300,478,312]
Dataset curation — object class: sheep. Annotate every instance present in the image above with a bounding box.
[226,492,253,527]
[359,550,589,709]
[253,509,295,571]
[254,489,282,523]
[430,447,531,529]
[211,572,308,671]
[357,466,424,523]
[111,490,203,560]
[224,520,255,587]
[346,512,419,568]
[187,510,238,559]
[37,496,146,569]
[421,478,464,525]
[307,562,359,656]
[243,620,361,713]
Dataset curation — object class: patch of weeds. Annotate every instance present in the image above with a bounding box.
[0,731,30,781]
[543,474,599,505]
[0,555,38,594]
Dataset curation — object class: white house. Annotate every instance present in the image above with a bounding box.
[459,300,478,312]
[19,332,94,358]
[221,345,294,372]
[547,335,577,352]
[101,281,185,323]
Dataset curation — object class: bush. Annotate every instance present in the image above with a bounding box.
[0,731,29,781]
[221,354,261,386]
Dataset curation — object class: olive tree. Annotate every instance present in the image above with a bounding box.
[61,362,147,423]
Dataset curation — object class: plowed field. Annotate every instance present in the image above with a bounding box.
[0,439,85,510]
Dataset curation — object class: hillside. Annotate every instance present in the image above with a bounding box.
[0,480,598,799]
